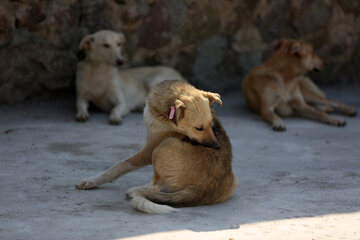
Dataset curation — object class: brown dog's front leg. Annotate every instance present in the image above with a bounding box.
[261,106,286,131]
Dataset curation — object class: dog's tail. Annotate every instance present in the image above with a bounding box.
[126,185,196,214]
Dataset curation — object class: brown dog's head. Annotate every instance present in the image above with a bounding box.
[79,30,126,66]
[274,39,324,72]
[169,90,222,149]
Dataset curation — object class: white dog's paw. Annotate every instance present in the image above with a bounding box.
[327,116,346,127]
[76,112,89,122]
[109,115,123,125]
[272,119,286,132]
[75,177,99,190]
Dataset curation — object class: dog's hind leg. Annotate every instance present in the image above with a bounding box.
[314,104,335,114]
[76,133,172,190]
[302,92,356,117]
[299,77,356,116]
[109,103,129,125]
[76,146,152,190]
[290,98,346,127]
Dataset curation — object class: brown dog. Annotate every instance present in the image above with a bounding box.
[76,80,238,213]
[242,39,357,131]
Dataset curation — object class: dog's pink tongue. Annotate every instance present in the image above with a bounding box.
[169,106,175,119]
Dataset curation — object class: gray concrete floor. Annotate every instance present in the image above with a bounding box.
[0,88,359,240]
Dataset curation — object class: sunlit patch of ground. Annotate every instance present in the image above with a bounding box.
[120,212,360,240]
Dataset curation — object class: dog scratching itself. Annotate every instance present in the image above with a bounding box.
[75,30,185,125]
[76,80,238,213]
[242,39,357,131]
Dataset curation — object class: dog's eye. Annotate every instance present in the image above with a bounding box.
[117,42,122,47]
[195,127,204,131]
[103,44,110,48]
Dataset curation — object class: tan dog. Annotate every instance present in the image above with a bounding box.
[76,80,238,213]
[242,39,357,131]
[76,30,185,124]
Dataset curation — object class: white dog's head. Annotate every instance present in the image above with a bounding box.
[79,30,126,66]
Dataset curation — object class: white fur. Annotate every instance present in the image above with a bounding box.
[76,30,185,124]
[126,187,179,214]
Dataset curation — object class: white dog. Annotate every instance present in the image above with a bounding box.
[75,30,185,124]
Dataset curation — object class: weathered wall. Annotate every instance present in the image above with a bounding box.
[0,0,359,103]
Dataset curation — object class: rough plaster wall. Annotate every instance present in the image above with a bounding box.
[0,0,359,103]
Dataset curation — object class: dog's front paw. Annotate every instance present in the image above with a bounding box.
[347,107,357,117]
[76,177,99,190]
[109,115,123,125]
[76,112,89,122]
[272,120,286,132]
[327,116,346,127]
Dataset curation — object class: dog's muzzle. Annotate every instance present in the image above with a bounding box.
[209,141,220,149]
[192,139,220,149]
[116,59,124,66]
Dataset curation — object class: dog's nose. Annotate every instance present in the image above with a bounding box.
[116,59,124,66]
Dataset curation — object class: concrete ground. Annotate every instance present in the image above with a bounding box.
[0,88,359,240]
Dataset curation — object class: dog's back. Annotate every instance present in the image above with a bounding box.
[120,66,185,90]
[126,80,237,213]
[127,113,238,213]
[151,112,237,207]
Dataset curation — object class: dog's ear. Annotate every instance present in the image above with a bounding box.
[168,99,185,125]
[290,41,303,55]
[275,39,294,54]
[203,92,222,107]
[275,39,285,50]
[79,35,94,51]
[118,33,126,44]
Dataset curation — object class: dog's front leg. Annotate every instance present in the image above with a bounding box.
[76,97,90,122]
[261,105,286,131]
[109,102,129,125]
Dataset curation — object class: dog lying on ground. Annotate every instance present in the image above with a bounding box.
[76,30,185,124]
[76,80,238,213]
[242,39,357,131]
